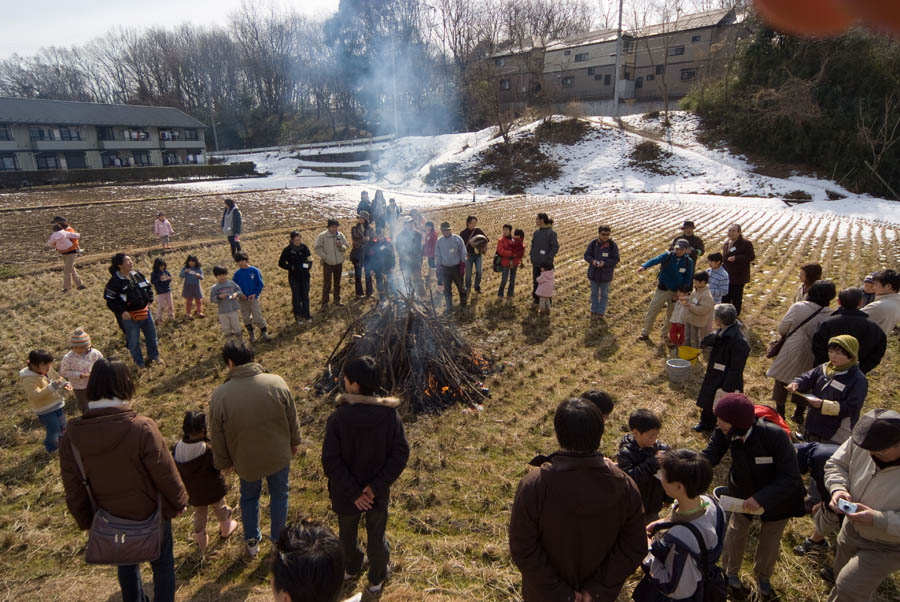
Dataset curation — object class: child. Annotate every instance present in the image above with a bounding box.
[535,265,555,314]
[423,221,438,286]
[59,328,103,413]
[633,449,725,602]
[786,334,867,444]
[181,254,205,318]
[617,409,671,523]
[154,212,174,249]
[209,266,244,343]
[581,389,615,421]
[322,356,409,594]
[150,257,175,322]
[19,349,70,453]
[668,288,689,347]
[272,521,356,602]
[496,226,526,298]
[233,251,270,342]
[706,253,729,304]
[172,410,238,552]
[682,272,715,349]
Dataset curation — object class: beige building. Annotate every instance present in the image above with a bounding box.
[0,97,207,172]
[492,38,546,108]
[542,30,635,103]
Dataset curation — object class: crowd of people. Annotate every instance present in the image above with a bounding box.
[23,193,900,602]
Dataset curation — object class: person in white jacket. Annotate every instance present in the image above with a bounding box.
[823,408,900,602]
[861,269,900,334]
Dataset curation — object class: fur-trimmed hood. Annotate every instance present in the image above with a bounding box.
[336,393,401,408]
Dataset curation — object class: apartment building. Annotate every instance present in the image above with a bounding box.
[542,29,635,104]
[0,97,207,172]
[492,37,546,107]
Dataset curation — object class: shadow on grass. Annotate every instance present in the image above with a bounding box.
[583,318,620,360]
[0,447,51,487]
[520,309,551,344]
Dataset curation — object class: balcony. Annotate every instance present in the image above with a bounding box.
[0,140,19,151]
[31,139,90,151]
[99,139,156,150]
[161,139,203,149]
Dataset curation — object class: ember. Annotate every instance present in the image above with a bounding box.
[315,295,493,413]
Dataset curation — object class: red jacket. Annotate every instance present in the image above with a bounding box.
[423,230,438,259]
[497,236,525,268]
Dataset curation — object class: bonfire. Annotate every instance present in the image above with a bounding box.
[315,294,492,413]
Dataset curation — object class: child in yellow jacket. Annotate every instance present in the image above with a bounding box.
[19,349,71,453]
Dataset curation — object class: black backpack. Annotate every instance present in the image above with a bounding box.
[632,500,727,602]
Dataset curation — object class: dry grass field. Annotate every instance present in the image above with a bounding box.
[0,192,898,602]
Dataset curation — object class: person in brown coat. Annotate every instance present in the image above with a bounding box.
[59,358,188,602]
[509,398,646,602]
[721,224,756,316]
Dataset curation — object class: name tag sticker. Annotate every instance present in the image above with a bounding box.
[693,299,701,305]
[679,268,686,273]
[713,363,726,371]
[302,263,310,269]
[138,282,148,287]
[756,456,774,465]
[602,252,609,257]
[540,250,546,254]
[830,380,846,392]
[729,246,737,253]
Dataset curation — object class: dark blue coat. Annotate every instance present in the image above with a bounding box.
[794,363,867,442]
[584,238,620,283]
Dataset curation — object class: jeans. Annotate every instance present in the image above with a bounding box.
[723,283,745,315]
[590,280,610,315]
[354,263,374,297]
[289,274,311,319]
[465,252,482,292]
[227,235,242,258]
[117,519,174,602]
[339,509,390,585]
[239,465,289,543]
[498,266,517,297]
[37,408,66,452]
[122,315,159,367]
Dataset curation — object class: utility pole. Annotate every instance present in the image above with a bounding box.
[207,74,220,152]
[611,0,624,117]
[391,36,400,139]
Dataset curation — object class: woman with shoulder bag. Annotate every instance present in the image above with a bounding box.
[59,359,188,602]
[765,280,836,423]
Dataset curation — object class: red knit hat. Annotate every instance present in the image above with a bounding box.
[713,393,755,429]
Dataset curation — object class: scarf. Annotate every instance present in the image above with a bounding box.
[824,358,857,378]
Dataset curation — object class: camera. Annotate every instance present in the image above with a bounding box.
[837,498,858,514]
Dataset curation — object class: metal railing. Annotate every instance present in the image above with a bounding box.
[210,134,395,157]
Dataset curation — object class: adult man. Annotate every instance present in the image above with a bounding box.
[823,409,900,602]
[670,220,705,264]
[394,216,425,296]
[435,221,467,312]
[721,224,755,316]
[459,215,487,294]
[314,219,349,309]
[209,342,301,558]
[861,269,900,334]
[636,239,694,341]
[701,393,805,600]
[813,288,886,375]
[530,213,559,305]
[509,398,645,602]
[583,225,620,318]
[350,211,374,298]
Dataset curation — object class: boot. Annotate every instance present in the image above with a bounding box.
[219,515,239,539]
[193,531,209,552]
[260,327,272,341]
[246,324,256,343]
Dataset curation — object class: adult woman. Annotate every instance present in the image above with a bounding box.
[371,190,387,231]
[693,303,750,432]
[795,263,823,303]
[350,211,375,298]
[59,358,187,602]
[767,280,836,422]
[221,198,242,258]
[530,213,559,305]
[278,231,312,323]
[103,253,159,367]
[47,219,85,292]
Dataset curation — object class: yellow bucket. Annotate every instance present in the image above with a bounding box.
[677,345,702,364]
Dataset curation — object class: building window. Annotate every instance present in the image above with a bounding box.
[494,57,506,67]
[0,154,17,170]
[594,74,602,81]
[635,76,643,89]
[623,39,633,52]
[624,71,631,80]
[101,152,121,167]
[564,50,571,56]
[36,153,59,169]
[97,127,115,141]
[0,125,11,141]
[574,52,588,62]
[133,151,151,166]
[65,153,87,169]
[668,45,685,57]
[647,74,655,81]
[126,129,149,141]
[562,76,574,87]
[604,74,611,85]
[159,129,180,141]
[587,67,595,75]
[184,128,199,141]
[500,78,511,91]
[692,34,701,42]
[163,152,179,165]
[185,150,203,164]
[681,68,697,80]
[656,64,666,75]
[30,127,54,141]
[58,127,82,141]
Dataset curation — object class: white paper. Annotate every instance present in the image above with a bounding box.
[718,495,764,515]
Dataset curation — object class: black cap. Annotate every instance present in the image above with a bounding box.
[440,221,451,230]
[852,409,900,451]
[682,220,695,229]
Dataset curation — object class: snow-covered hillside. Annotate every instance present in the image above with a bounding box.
[177,112,900,225]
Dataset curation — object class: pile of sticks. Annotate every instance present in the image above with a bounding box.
[315,294,492,414]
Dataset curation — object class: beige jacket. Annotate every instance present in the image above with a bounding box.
[765,301,830,384]
[862,293,900,334]
[314,230,349,266]
[19,367,66,414]
[209,363,301,481]
[824,438,900,544]
[683,287,715,329]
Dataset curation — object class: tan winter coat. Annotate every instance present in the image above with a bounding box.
[19,366,65,414]
[862,292,900,334]
[824,437,900,544]
[766,300,830,384]
[209,363,301,481]
[314,230,349,266]
[683,286,715,330]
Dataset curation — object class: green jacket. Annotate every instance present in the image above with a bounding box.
[209,363,301,481]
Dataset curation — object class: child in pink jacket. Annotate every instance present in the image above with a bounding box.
[154,212,174,249]
[535,266,555,314]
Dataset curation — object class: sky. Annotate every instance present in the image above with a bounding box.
[0,0,341,59]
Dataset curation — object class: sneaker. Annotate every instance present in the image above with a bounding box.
[77,285,87,290]
[794,537,828,556]
[820,567,835,584]
[246,538,259,558]
[727,575,749,600]
[334,301,344,307]
[368,569,390,593]
[261,329,272,341]
[757,578,775,598]
[220,518,239,539]
[638,334,650,341]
